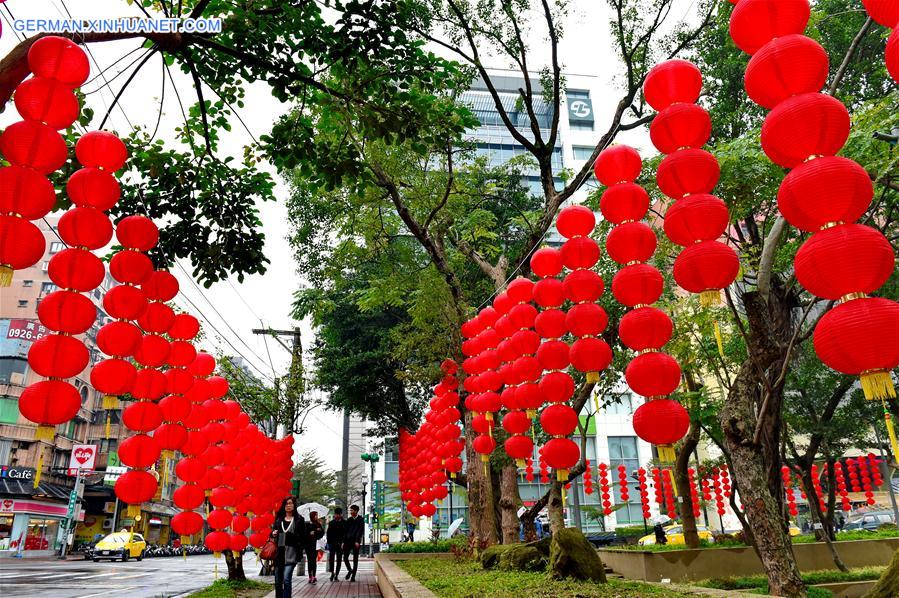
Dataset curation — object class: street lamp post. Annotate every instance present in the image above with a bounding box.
[361,452,380,557]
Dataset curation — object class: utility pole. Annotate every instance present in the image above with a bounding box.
[251,327,304,437]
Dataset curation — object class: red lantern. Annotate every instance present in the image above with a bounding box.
[116,215,159,251]
[612,264,663,307]
[0,121,67,174]
[27,36,91,87]
[794,224,894,300]
[48,248,105,292]
[813,297,899,400]
[600,183,649,224]
[569,337,612,379]
[171,511,204,538]
[76,131,129,172]
[626,352,682,398]
[542,438,579,474]
[28,334,88,378]
[169,314,201,340]
[14,77,80,130]
[656,149,720,199]
[119,434,161,468]
[530,248,563,278]
[593,145,641,186]
[672,241,740,305]
[606,222,657,265]
[0,166,56,220]
[19,380,81,434]
[729,0,811,56]
[540,404,578,436]
[643,59,702,111]
[115,470,158,504]
[563,269,604,303]
[861,0,899,27]
[97,321,142,357]
[122,401,164,432]
[650,103,712,154]
[555,205,595,238]
[760,93,850,168]
[777,157,873,233]
[633,399,690,462]
[142,270,179,302]
[67,167,121,211]
[744,34,828,110]
[0,216,45,283]
[887,28,898,83]
[565,304,607,338]
[619,307,674,352]
[663,194,730,246]
[37,290,95,334]
[90,358,136,396]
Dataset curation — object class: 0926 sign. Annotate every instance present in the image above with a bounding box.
[6,320,48,343]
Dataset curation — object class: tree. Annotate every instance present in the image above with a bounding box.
[292,451,339,505]
[1,0,466,284]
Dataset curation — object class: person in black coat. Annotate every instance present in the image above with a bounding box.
[302,511,325,583]
[342,504,364,581]
[326,507,347,581]
[271,496,306,598]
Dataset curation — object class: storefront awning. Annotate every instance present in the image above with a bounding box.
[0,478,71,501]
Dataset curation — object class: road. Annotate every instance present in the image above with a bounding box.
[0,554,270,598]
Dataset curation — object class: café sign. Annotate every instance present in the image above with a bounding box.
[0,466,36,481]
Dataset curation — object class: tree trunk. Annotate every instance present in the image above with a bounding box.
[867,548,899,597]
[464,410,498,544]
[675,422,701,548]
[499,465,522,544]
[224,550,246,581]
[720,291,806,598]
[548,481,565,533]
[799,470,848,573]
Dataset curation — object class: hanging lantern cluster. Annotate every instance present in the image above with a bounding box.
[582,459,593,494]
[662,467,677,519]
[0,36,89,286]
[525,456,535,482]
[856,456,876,506]
[397,429,438,519]
[155,313,200,457]
[868,453,885,488]
[461,309,501,464]
[598,462,612,515]
[847,457,862,493]
[860,1,899,82]
[596,145,688,464]
[833,462,851,512]
[642,60,740,307]
[500,279,540,467]
[728,0,899,408]
[811,463,826,514]
[710,466,731,517]
[651,467,664,510]
[20,130,129,442]
[617,463,630,505]
[638,467,651,520]
[538,448,550,484]
[92,215,160,411]
[687,468,701,519]
[782,467,799,518]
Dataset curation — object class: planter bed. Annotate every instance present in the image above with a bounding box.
[599,538,899,583]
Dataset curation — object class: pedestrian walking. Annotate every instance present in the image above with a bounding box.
[303,511,324,584]
[343,504,364,582]
[326,507,347,581]
[271,496,306,598]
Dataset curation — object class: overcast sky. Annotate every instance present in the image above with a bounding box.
[0,0,698,470]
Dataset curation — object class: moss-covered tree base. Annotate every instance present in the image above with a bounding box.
[480,544,513,569]
[549,528,607,583]
[867,548,899,598]
[499,545,546,572]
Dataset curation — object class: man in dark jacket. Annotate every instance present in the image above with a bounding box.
[326,507,347,581]
[343,504,364,581]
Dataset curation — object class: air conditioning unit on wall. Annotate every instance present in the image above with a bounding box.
[102,518,113,530]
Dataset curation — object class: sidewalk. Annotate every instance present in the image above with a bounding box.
[263,558,380,597]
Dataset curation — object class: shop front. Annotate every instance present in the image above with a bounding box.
[0,498,68,557]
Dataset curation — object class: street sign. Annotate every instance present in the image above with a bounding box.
[104,466,127,484]
[5,319,48,343]
[68,444,97,475]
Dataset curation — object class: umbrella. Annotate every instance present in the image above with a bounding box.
[296,502,329,520]
[447,517,465,538]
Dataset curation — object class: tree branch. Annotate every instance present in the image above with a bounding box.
[757,216,786,301]
[828,16,874,96]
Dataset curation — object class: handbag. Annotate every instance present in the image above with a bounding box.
[260,539,278,561]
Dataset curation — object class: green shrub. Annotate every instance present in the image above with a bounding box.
[613,525,648,538]
[188,579,272,598]
[385,536,467,554]
[698,566,885,594]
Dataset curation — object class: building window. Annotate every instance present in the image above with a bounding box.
[605,394,633,416]
[40,282,56,295]
[608,436,643,524]
[22,280,33,287]
[100,438,118,454]
[0,439,11,466]
[570,122,595,131]
[0,399,19,425]
[572,146,595,161]
[17,300,28,308]
[40,262,49,272]
[49,242,65,254]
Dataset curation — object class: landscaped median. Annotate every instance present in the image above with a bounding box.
[187,579,273,598]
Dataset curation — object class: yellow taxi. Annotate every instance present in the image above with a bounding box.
[638,524,714,546]
[789,524,802,537]
[92,531,147,562]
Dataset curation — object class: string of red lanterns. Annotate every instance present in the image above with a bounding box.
[642,60,740,307]
[0,36,89,286]
[727,1,899,431]
[596,145,688,465]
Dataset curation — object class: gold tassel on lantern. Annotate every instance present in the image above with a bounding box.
[713,321,725,359]
[126,504,141,518]
[666,468,679,497]
[657,444,677,464]
[34,425,55,441]
[883,406,899,462]
[33,447,44,489]
[861,371,896,401]
[587,371,600,384]
[0,265,13,287]
[700,290,722,307]
[103,395,120,410]
[556,469,568,482]
[104,413,111,439]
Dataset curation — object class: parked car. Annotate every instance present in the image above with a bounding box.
[843,511,895,532]
[92,532,147,562]
[638,524,714,546]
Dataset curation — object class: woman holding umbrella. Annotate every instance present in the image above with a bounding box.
[303,511,325,583]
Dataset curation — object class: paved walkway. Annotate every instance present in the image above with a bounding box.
[264,558,380,597]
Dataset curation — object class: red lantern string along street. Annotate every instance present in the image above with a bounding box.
[662,467,677,519]
[20,130,129,444]
[155,314,200,458]
[462,308,502,467]
[810,464,826,514]
[782,467,799,518]
[525,456,535,483]
[539,449,550,485]
[617,463,630,506]
[860,0,899,83]
[728,1,899,414]
[868,453,885,488]
[596,145,688,464]
[0,36,89,287]
[598,463,612,515]
[834,462,851,512]
[501,279,540,468]
[652,467,664,509]
[582,460,593,495]
[712,467,726,518]
[856,456,876,506]
[688,468,701,519]
[638,468,651,521]
[642,59,739,307]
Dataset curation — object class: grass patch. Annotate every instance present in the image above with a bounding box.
[385,537,466,553]
[793,529,899,543]
[188,579,273,598]
[397,557,699,597]
[697,566,885,596]
[608,528,899,552]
